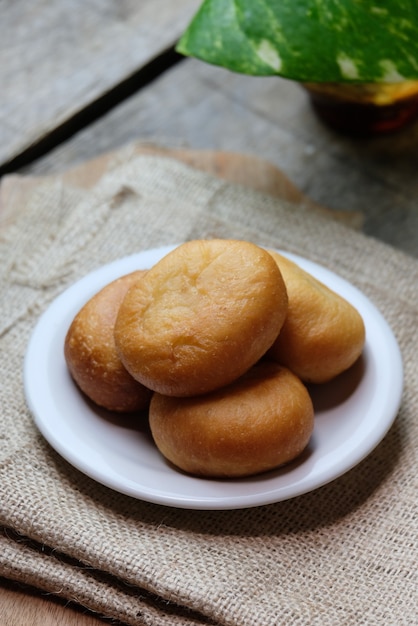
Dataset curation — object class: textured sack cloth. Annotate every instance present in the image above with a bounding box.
[1,153,417,626]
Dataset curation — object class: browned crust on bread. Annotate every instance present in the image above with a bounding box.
[268,251,365,383]
[64,270,152,412]
[114,240,288,396]
[149,361,314,477]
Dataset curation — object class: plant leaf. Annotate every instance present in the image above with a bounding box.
[177,0,418,82]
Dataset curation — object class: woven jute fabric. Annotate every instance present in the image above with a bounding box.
[1,153,417,626]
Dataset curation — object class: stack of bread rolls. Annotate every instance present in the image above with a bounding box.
[64,239,365,478]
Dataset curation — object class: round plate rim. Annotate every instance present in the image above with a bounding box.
[24,245,404,510]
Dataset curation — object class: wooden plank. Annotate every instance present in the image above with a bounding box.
[23,58,418,257]
[0,0,200,169]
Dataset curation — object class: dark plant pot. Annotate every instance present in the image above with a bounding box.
[304,81,418,136]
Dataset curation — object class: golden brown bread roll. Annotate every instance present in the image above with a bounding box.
[114,239,288,397]
[268,251,365,383]
[149,361,314,478]
[64,270,152,412]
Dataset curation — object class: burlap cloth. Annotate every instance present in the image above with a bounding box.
[0,148,417,626]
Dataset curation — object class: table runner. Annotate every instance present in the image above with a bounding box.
[0,151,417,625]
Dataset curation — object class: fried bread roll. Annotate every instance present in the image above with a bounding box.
[114,240,288,397]
[64,270,152,412]
[268,251,365,383]
[149,361,314,478]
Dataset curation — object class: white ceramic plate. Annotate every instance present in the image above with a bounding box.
[24,245,403,510]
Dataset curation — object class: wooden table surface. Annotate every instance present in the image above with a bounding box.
[2,1,418,624]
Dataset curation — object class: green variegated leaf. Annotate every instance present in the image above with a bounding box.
[177,0,418,82]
